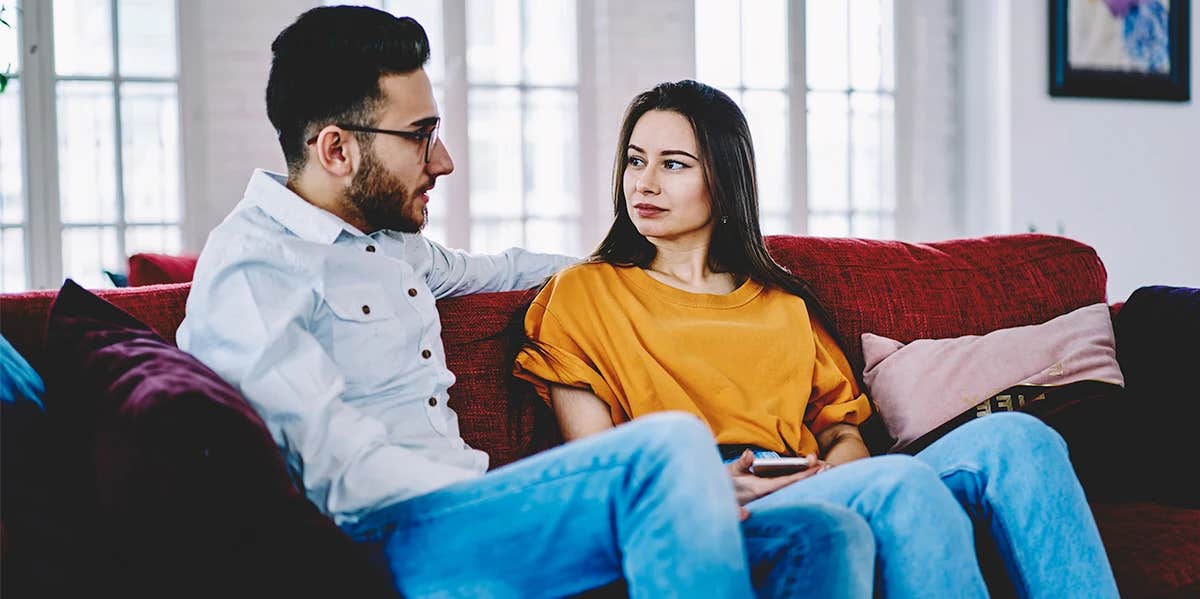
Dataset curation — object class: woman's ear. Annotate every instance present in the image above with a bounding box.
[311,125,356,178]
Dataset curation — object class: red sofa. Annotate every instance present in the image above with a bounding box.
[3,233,1198,597]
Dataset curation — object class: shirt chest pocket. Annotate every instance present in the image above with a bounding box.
[323,284,406,390]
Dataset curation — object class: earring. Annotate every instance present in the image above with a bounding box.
[721,216,729,224]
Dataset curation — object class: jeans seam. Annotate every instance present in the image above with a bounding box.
[937,463,1033,599]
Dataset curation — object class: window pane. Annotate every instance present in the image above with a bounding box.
[62,226,120,288]
[808,213,850,238]
[719,87,743,107]
[57,81,117,223]
[695,0,741,88]
[121,82,180,222]
[54,0,114,76]
[467,0,520,85]
[760,214,788,236]
[422,86,448,242]
[849,0,882,90]
[851,213,881,239]
[1,2,18,73]
[1,79,23,225]
[526,89,578,217]
[880,94,895,210]
[0,227,26,292]
[327,0,382,7]
[742,90,788,214]
[126,224,181,255]
[850,92,880,212]
[806,0,847,90]
[524,0,576,85]
[525,218,578,256]
[806,91,848,211]
[468,88,522,219]
[421,223,446,246]
[880,0,895,91]
[741,0,787,89]
[385,0,444,85]
[117,0,177,77]
[470,220,523,254]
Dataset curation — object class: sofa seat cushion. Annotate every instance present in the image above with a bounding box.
[39,279,396,597]
[1092,502,1200,598]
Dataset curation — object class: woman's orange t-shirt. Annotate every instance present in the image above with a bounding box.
[514,262,871,457]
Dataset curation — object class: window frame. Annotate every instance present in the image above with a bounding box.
[8,0,184,290]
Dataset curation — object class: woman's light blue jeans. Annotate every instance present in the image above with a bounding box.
[345,412,874,598]
[745,412,1119,598]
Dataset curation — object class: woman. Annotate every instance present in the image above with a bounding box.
[515,80,1118,598]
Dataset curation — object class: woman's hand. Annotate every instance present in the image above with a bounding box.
[727,450,829,506]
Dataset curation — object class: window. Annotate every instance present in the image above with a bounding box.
[329,0,581,256]
[465,0,579,255]
[1,2,25,291]
[0,0,183,291]
[696,0,896,238]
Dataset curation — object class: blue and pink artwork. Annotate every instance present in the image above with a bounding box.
[1069,0,1172,73]
[1050,0,1190,101]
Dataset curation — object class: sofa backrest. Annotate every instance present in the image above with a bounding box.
[0,233,1107,466]
[763,233,1108,369]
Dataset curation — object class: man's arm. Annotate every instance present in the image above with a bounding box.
[419,236,576,299]
[179,259,479,526]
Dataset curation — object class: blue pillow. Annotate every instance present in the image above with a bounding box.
[0,334,45,409]
[103,269,129,288]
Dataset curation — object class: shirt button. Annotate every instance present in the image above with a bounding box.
[428,397,438,407]
[421,349,432,359]
[361,305,371,315]
[407,288,418,297]
[365,245,376,253]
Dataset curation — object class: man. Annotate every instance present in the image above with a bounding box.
[178,6,872,597]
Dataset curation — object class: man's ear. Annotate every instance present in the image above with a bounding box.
[311,125,357,178]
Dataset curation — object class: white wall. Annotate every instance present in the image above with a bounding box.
[962,0,1200,302]
[178,0,314,252]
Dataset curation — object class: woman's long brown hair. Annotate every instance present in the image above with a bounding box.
[594,80,842,343]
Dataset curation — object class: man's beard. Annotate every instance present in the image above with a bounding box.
[344,150,427,233]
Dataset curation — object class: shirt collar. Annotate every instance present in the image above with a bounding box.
[242,169,366,245]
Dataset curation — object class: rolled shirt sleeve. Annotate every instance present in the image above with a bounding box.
[418,236,577,298]
[804,331,873,436]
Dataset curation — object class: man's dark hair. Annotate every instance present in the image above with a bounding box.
[266,6,430,173]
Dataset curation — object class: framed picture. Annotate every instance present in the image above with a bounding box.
[1050,0,1191,101]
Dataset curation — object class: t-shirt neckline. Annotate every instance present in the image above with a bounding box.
[617,265,765,309]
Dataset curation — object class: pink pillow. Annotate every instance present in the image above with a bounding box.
[861,303,1124,451]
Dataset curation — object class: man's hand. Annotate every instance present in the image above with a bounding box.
[728,450,828,507]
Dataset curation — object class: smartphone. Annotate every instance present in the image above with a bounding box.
[750,456,811,477]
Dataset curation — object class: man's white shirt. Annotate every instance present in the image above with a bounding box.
[177,169,574,526]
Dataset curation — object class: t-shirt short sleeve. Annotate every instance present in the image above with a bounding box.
[804,323,873,435]
[514,300,619,413]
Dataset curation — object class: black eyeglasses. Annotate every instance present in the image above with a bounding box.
[306,120,441,163]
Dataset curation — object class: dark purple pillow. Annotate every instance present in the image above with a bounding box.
[1112,285,1200,507]
[44,279,397,598]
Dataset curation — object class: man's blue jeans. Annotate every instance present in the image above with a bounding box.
[344,412,874,598]
[747,412,1119,598]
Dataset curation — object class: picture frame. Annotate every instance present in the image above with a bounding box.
[1050,0,1191,101]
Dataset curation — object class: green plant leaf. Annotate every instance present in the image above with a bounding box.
[0,73,8,95]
